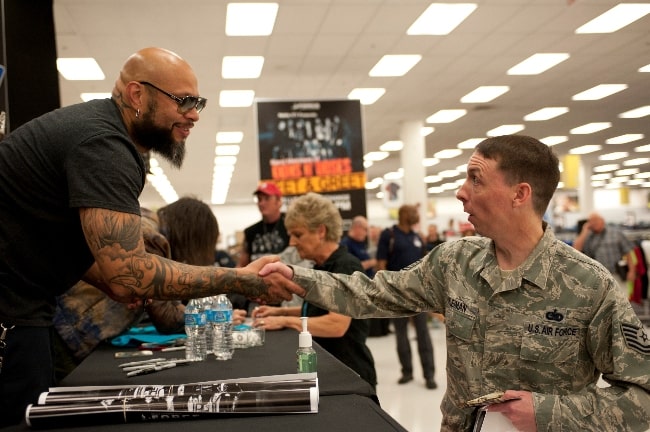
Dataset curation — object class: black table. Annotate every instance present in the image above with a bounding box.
[8,329,406,431]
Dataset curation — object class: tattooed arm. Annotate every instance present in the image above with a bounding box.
[79,207,295,304]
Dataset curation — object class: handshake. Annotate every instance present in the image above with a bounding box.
[238,256,306,305]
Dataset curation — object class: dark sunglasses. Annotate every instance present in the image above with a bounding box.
[139,81,207,114]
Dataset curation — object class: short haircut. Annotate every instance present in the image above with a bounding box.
[475,135,560,216]
[285,192,343,242]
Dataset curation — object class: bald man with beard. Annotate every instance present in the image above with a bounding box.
[0,47,292,425]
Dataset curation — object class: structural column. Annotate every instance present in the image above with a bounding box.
[578,158,594,215]
[399,120,428,228]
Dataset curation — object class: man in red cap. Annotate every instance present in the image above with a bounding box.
[237,182,289,268]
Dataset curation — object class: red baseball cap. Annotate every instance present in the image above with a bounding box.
[253,182,282,197]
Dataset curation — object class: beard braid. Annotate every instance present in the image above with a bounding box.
[131,104,186,168]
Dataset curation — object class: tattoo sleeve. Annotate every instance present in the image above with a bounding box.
[79,208,272,303]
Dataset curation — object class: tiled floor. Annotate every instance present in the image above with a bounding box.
[366,322,446,432]
[366,318,650,432]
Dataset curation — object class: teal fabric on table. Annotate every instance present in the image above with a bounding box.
[111,325,185,347]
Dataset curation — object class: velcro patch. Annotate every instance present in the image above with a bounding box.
[621,323,650,355]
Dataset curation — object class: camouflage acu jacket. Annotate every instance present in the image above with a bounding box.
[292,226,650,431]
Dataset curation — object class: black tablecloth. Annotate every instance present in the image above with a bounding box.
[62,329,376,399]
[7,329,406,431]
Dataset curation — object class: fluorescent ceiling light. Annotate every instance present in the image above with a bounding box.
[609,176,629,184]
[423,158,440,167]
[593,164,619,172]
[434,149,463,159]
[426,109,467,123]
[214,156,238,165]
[424,174,442,183]
[461,86,509,103]
[421,127,435,136]
[226,3,278,36]
[364,151,389,161]
[540,136,568,146]
[487,124,524,136]
[635,144,650,152]
[616,168,640,176]
[507,53,570,75]
[599,152,628,161]
[384,171,403,180]
[619,105,650,118]
[591,173,612,181]
[219,90,255,107]
[441,182,460,190]
[624,158,650,166]
[56,58,105,80]
[605,134,644,145]
[570,122,612,134]
[216,131,244,144]
[457,138,483,149]
[636,172,650,179]
[348,88,386,105]
[407,3,477,35]
[572,84,627,100]
[80,92,111,101]
[215,145,240,156]
[575,3,650,34]
[428,186,444,194]
[369,55,421,77]
[222,56,264,79]
[439,169,460,178]
[570,145,602,155]
[524,107,569,121]
[380,141,403,152]
[640,64,650,72]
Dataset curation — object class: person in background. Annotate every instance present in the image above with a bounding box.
[237,181,290,267]
[252,193,377,391]
[53,197,247,381]
[573,211,637,284]
[377,204,437,390]
[260,135,650,431]
[0,47,290,426]
[234,181,291,313]
[214,233,237,268]
[341,215,377,277]
[424,223,444,252]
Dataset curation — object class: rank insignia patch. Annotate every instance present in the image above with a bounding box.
[621,323,650,355]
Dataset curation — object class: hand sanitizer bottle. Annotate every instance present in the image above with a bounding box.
[296,317,317,373]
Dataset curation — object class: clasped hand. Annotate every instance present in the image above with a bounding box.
[487,390,537,432]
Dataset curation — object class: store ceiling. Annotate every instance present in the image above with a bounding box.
[53,0,650,208]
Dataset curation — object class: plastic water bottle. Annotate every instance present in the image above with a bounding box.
[212,294,234,360]
[202,296,215,353]
[184,298,207,361]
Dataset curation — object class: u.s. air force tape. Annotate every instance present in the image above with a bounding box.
[621,322,650,355]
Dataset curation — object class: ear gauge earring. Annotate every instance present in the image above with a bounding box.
[135,109,140,119]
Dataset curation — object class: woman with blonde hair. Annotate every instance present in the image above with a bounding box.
[252,193,377,390]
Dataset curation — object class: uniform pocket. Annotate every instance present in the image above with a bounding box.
[520,325,580,364]
[447,308,477,342]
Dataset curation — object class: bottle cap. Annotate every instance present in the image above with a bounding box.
[299,317,312,348]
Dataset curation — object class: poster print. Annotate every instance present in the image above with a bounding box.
[256,99,367,221]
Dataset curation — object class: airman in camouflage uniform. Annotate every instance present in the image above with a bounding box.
[265,135,650,431]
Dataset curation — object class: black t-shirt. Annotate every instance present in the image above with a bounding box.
[304,246,377,388]
[0,99,145,326]
[243,214,290,260]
